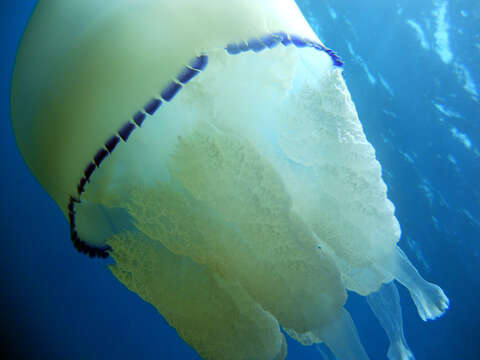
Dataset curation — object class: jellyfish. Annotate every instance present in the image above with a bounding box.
[10,1,449,359]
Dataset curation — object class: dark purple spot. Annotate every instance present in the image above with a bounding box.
[68,211,75,225]
[71,231,78,241]
[94,148,108,167]
[226,43,241,55]
[77,177,86,195]
[189,55,208,71]
[70,196,80,204]
[238,42,249,52]
[177,67,199,84]
[133,111,146,126]
[272,32,291,46]
[333,58,344,67]
[161,81,182,102]
[247,38,266,52]
[307,41,344,67]
[105,135,120,153]
[290,35,307,47]
[84,162,96,181]
[260,34,281,48]
[68,200,75,213]
[118,122,136,142]
[144,98,162,115]
[80,244,88,254]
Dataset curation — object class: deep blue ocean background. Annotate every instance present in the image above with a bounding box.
[1,1,478,359]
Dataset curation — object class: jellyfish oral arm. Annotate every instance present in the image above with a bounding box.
[314,308,370,360]
[367,282,415,360]
[377,246,450,321]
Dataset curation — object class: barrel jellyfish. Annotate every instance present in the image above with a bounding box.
[11,1,449,359]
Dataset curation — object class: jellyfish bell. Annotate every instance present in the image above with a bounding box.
[11,0,448,359]
[11,0,318,250]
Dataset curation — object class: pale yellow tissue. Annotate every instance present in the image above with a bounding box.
[170,129,290,224]
[276,69,399,266]
[125,127,346,334]
[108,232,286,360]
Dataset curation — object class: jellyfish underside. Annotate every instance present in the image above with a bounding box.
[93,46,446,359]
[10,1,449,359]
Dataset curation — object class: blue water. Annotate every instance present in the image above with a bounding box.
[0,1,478,359]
